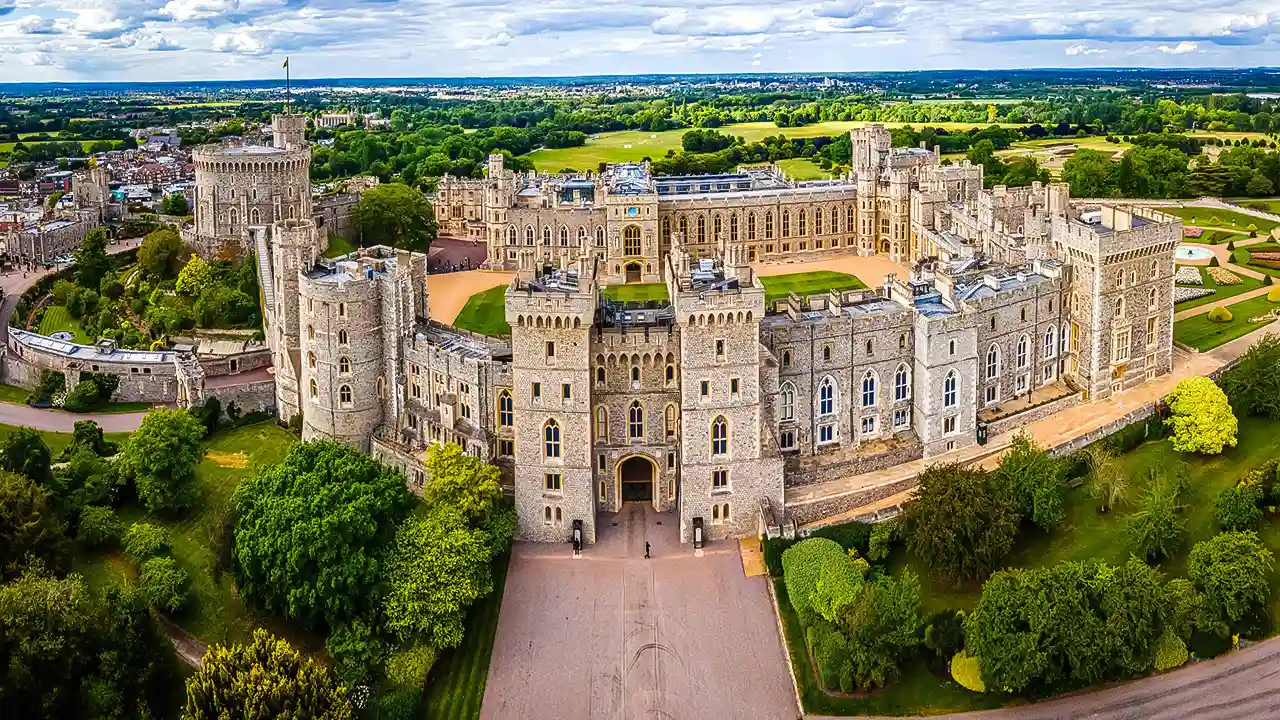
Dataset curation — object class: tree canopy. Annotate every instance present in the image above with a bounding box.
[0,470,68,580]
[1187,530,1275,635]
[901,463,1019,585]
[996,434,1064,531]
[1164,376,1238,455]
[1219,335,1280,419]
[352,183,438,252]
[116,408,205,514]
[136,227,188,280]
[74,226,112,291]
[0,426,53,486]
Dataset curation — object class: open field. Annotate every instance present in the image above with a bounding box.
[526,120,1025,171]
[600,283,669,303]
[1234,198,1280,215]
[452,285,511,338]
[1165,206,1279,235]
[1188,131,1273,143]
[1175,266,1266,311]
[759,270,867,304]
[775,157,842,180]
[1173,293,1279,350]
[0,139,124,153]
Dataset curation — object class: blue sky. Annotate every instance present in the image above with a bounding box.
[0,0,1272,81]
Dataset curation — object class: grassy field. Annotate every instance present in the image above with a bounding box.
[776,157,843,180]
[773,415,1280,716]
[421,553,510,720]
[526,121,1024,172]
[324,233,358,258]
[74,422,310,649]
[1188,131,1273,143]
[601,283,669,303]
[0,139,124,153]
[1165,207,1279,235]
[1233,198,1280,215]
[1175,267,1266,311]
[452,286,511,338]
[1233,243,1280,278]
[759,271,867,304]
[38,305,93,344]
[1173,293,1279,351]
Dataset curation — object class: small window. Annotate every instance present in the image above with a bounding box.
[597,453,606,471]
[780,429,795,450]
[562,383,572,401]
[338,329,349,346]
[700,380,709,396]
[665,365,675,384]
[715,339,725,359]
[532,382,542,399]
[782,350,791,368]
[338,302,346,317]
[596,367,605,385]
[339,385,352,406]
[544,506,553,523]
[713,469,728,490]
[546,341,555,358]
[667,451,676,469]
[545,473,562,492]
[822,345,831,362]
[339,357,351,374]
[865,339,873,355]
[730,378,740,395]
[499,439,514,456]
[944,416,957,434]
[948,339,956,356]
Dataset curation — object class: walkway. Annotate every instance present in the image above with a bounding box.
[829,636,1280,720]
[0,402,153,433]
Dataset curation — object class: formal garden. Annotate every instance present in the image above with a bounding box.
[766,335,1280,716]
[1166,207,1279,236]
[0,397,515,719]
[1174,288,1280,351]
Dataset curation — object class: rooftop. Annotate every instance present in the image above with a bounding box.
[12,328,175,363]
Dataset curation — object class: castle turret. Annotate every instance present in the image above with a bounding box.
[267,219,320,424]
[272,114,308,151]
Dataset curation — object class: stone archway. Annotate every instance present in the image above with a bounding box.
[618,455,656,503]
[625,262,642,284]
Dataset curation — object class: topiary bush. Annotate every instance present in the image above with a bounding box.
[77,505,121,547]
[137,555,188,613]
[950,651,985,692]
[385,642,437,691]
[123,522,170,563]
[1153,631,1188,671]
[1209,255,1220,267]
[1269,286,1280,303]
[1216,482,1264,530]
[781,537,848,628]
[1208,306,1233,323]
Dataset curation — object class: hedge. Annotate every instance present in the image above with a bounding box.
[807,619,853,692]
[781,537,848,628]
[1208,306,1233,323]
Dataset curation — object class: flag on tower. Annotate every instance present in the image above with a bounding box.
[282,57,289,68]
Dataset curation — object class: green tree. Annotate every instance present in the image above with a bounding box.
[1083,444,1129,512]
[383,505,498,649]
[122,522,171,563]
[0,426,53,486]
[77,505,121,547]
[137,556,188,613]
[116,409,205,513]
[1061,148,1117,198]
[1187,531,1275,635]
[160,193,190,216]
[1215,482,1265,531]
[184,629,354,720]
[1219,335,1280,419]
[0,568,97,717]
[422,442,504,522]
[781,537,850,627]
[1124,474,1188,561]
[232,440,413,629]
[136,227,187,279]
[996,434,1064,531]
[352,183,438,252]
[901,463,1019,585]
[837,571,924,689]
[1165,376,1237,454]
[0,471,68,580]
[176,254,213,296]
[74,226,112,291]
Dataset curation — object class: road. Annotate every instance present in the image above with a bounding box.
[0,400,152,433]
[823,636,1280,720]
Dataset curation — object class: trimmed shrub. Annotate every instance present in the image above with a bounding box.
[77,505,121,547]
[1228,240,1236,251]
[867,519,900,561]
[1153,631,1188,671]
[122,522,170,563]
[1104,414,1168,454]
[924,610,965,665]
[807,619,853,692]
[1215,482,1264,530]
[1208,306,1233,323]
[1209,255,1220,267]
[138,556,188,613]
[762,537,797,577]
[385,642,437,690]
[375,688,422,720]
[950,651,985,692]
[781,537,848,627]
[62,380,102,413]
[811,521,873,555]
[1269,286,1280,302]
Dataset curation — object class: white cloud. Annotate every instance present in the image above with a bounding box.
[212,29,269,55]
[1158,40,1200,54]
[1064,44,1106,55]
[162,0,239,22]
[453,31,512,50]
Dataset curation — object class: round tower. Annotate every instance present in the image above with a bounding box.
[272,114,308,150]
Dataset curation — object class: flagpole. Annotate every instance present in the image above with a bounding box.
[285,57,291,114]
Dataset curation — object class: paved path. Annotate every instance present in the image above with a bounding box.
[482,504,797,720]
[827,636,1280,720]
[0,401,152,433]
[1172,236,1273,322]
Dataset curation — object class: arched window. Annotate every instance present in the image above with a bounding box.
[595,406,608,441]
[595,366,605,385]
[713,214,722,241]
[894,365,910,401]
[722,503,730,521]
[1061,322,1070,354]
[309,378,317,398]
[798,209,807,235]
[665,404,677,438]
[542,225,552,245]
[631,365,640,386]
[1045,326,1057,358]
[678,215,688,239]
[713,504,720,521]
[943,371,957,408]
[780,383,795,421]
[376,377,386,399]
[526,225,535,245]
[846,205,854,231]
[623,225,641,256]
[861,370,876,407]
[814,208,823,235]
[339,356,351,374]
[498,390,513,427]
[747,212,756,240]
[339,385,352,405]
[559,226,568,246]
[661,217,670,242]
[782,210,791,237]
[696,215,706,243]
[764,210,774,239]
[628,401,644,440]
[818,377,835,416]
[249,207,260,224]
[507,225,517,245]
[596,226,605,247]
[665,364,675,385]
[1148,287,1158,309]
[986,344,1000,380]
[544,419,561,458]
[307,351,316,369]
[578,225,588,245]
[545,506,552,523]
[1016,335,1029,368]
[1150,259,1159,279]
[729,213,739,242]
[711,416,728,456]
[228,207,238,227]
[830,207,839,233]
[1115,296,1126,318]
[338,329,349,346]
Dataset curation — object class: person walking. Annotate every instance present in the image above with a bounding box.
[644,541,650,559]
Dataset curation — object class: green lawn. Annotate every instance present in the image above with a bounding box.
[1164,207,1279,235]
[421,553,510,720]
[1190,228,1248,245]
[1234,243,1280,278]
[776,157,844,180]
[526,121,1024,172]
[785,415,1280,716]
[1175,267,1265,311]
[75,422,311,649]
[759,271,867,304]
[1235,199,1280,215]
[452,286,511,338]
[1173,293,1280,350]
[601,283,669,303]
[38,305,93,344]
[0,384,30,405]
[324,233,358,258]
[0,139,124,153]
[0,423,131,459]
[0,382,156,413]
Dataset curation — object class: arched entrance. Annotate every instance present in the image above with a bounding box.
[879,239,891,254]
[617,455,656,503]
[624,262,642,283]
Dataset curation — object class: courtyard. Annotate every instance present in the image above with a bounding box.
[481,503,797,720]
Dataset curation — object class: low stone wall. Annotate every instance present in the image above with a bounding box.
[784,440,924,488]
[786,474,923,526]
[206,379,275,419]
[3,350,178,403]
[200,349,272,378]
[985,390,1084,439]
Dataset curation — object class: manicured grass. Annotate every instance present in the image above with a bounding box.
[1189,228,1248,245]
[1234,246,1280,278]
[1164,207,1279,235]
[452,285,511,338]
[0,384,30,405]
[75,422,310,649]
[1173,293,1280,351]
[1175,267,1265,311]
[526,121,1024,171]
[759,270,867,304]
[601,283,669,303]
[1236,199,1280,215]
[0,383,156,413]
[776,157,844,180]
[422,553,511,720]
[37,305,94,344]
[324,233,358,258]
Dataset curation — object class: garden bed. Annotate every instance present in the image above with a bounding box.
[1173,294,1279,350]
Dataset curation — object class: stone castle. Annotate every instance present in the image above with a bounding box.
[237,117,1181,545]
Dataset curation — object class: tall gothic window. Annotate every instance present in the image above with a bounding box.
[595,406,608,441]
[623,226,641,256]
[861,371,876,407]
[818,377,835,416]
[764,211,774,239]
[782,210,791,238]
[747,212,756,240]
[679,215,688,239]
[894,364,909,401]
[544,419,561,458]
[730,213,738,242]
[628,401,644,440]
[559,226,568,246]
[596,226,605,247]
[814,208,823,235]
[1045,326,1057,359]
[498,390,513,427]
[798,209,807,235]
[780,383,795,421]
[986,344,1000,379]
[713,214,722,241]
[526,225,535,245]
[697,215,706,243]
[830,207,839,233]
[661,217,670,243]
[711,416,728,456]
[1017,335,1029,368]
[944,371,957,408]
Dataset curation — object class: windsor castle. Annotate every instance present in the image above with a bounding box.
[218,116,1180,545]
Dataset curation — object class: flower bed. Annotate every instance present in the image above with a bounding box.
[1183,227,1204,238]
[1250,252,1280,261]
[1175,266,1204,285]
[1174,287,1216,304]
[1207,267,1242,285]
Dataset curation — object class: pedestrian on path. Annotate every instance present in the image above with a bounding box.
[645,541,650,559]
